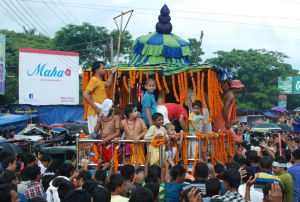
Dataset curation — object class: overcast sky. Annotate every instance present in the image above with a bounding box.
[1,0,300,71]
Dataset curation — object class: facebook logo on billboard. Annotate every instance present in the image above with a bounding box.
[29,93,33,99]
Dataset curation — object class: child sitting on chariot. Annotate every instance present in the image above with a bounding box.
[188,100,206,159]
[164,123,183,167]
[120,104,148,164]
[94,99,121,163]
[144,113,169,165]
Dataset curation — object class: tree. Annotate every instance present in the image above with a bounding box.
[0,29,52,105]
[52,23,133,68]
[206,49,298,110]
[188,38,204,63]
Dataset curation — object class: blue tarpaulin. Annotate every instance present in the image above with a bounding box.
[0,114,30,133]
[1,104,85,126]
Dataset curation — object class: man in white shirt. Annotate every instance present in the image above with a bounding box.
[38,155,52,175]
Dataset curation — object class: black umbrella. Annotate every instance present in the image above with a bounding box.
[0,142,24,154]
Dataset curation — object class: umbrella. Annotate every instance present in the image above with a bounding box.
[294,107,300,112]
[0,142,24,154]
[270,106,288,113]
[250,123,282,133]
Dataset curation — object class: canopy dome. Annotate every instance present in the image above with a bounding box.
[129,4,192,66]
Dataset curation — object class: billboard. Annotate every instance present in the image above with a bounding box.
[278,76,292,94]
[278,94,287,108]
[19,48,80,105]
[0,34,5,94]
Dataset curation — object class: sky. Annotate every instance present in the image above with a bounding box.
[1,0,300,70]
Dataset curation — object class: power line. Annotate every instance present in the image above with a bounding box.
[21,0,300,22]
[15,0,53,37]
[3,0,32,30]
[0,1,24,28]
[50,0,74,23]
[41,0,67,25]
[57,0,80,23]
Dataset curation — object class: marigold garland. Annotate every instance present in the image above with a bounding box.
[123,76,130,93]
[151,138,165,147]
[184,71,188,102]
[208,69,213,122]
[190,70,197,103]
[162,76,170,94]
[113,148,118,172]
[172,74,180,103]
[182,133,189,172]
[201,72,207,109]
[118,71,122,77]
[146,73,149,80]
[139,72,143,84]
[155,73,162,91]
[197,70,201,101]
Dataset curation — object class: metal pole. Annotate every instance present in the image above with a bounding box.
[198,138,201,161]
[76,134,79,170]
[100,144,103,160]
[122,143,126,164]
[110,36,113,65]
[159,145,163,168]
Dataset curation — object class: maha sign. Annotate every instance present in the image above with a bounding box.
[19,48,80,105]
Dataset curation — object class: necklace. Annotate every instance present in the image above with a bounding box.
[126,119,136,131]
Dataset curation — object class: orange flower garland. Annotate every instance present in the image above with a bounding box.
[155,73,162,91]
[146,73,149,80]
[178,74,183,105]
[190,70,197,103]
[182,133,189,172]
[172,74,180,103]
[208,69,214,122]
[201,72,206,108]
[197,70,201,101]
[151,138,165,147]
[184,71,188,102]
[113,148,118,172]
[123,76,130,93]
[139,72,143,84]
[162,76,170,94]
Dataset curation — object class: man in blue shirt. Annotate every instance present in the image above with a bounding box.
[142,79,157,127]
[288,149,300,202]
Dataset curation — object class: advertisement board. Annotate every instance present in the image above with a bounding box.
[278,77,292,94]
[19,48,80,105]
[292,76,300,94]
[0,34,5,94]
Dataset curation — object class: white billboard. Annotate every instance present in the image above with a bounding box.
[19,48,80,105]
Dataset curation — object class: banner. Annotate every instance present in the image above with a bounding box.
[19,48,80,105]
[278,77,292,94]
[0,34,5,94]
[278,94,287,108]
[292,76,300,94]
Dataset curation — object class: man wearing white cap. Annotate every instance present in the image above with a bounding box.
[213,79,244,143]
[272,156,294,202]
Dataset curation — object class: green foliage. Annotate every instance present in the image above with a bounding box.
[206,49,298,110]
[0,29,52,105]
[187,38,204,63]
[52,23,133,68]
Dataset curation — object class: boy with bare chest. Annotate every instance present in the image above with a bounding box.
[121,104,147,164]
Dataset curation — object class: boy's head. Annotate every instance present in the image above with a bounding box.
[92,187,111,202]
[145,165,161,183]
[120,164,135,181]
[92,61,106,76]
[241,166,254,183]
[124,104,139,119]
[58,180,74,201]
[24,153,37,167]
[152,113,164,127]
[129,187,154,202]
[192,100,202,114]
[144,79,156,93]
[2,171,18,185]
[27,165,42,182]
[272,156,287,175]
[292,149,300,163]
[223,168,241,190]
[58,163,74,178]
[107,174,126,195]
[76,171,91,187]
[144,183,159,202]
[41,155,52,168]
[259,156,273,172]
[2,155,16,172]
[164,123,175,136]
[171,165,186,182]
[194,163,209,180]
[206,178,221,197]
[95,169,107,184]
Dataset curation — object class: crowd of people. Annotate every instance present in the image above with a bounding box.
[0,61,299,202]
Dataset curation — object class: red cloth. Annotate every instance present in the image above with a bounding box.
[97,137,122,163]
[162,103,188,121]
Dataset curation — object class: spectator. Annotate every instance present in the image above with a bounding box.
[57,180,74,201]
[214,164,225,180]
[183,162,208,194]
[164,164,187,202]
[2,155,17,173]
[129,187,154,202]
[38,155,51,175]
[204,178,221,202]
[65,150,76,164]
[238,166,263,202]
[212,168,247,202]
[46,176,70,202]
[0,183,20,202]
[25,165,44,199]
[272,156,294,202]
[94,169,106,185]
[144,182,160,202]
[255,156,281,191]
[82,180,97,195]
[58,163,74,178]
[262,182,284,202]
[76,171,91,190]
[107,174,128,202]
[245,150,260,173]
[92,186,111,202]
[120,164,136,197]
[288,149,300,202]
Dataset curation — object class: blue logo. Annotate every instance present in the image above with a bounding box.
[27,63,65,77]
[29,93,33,99]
